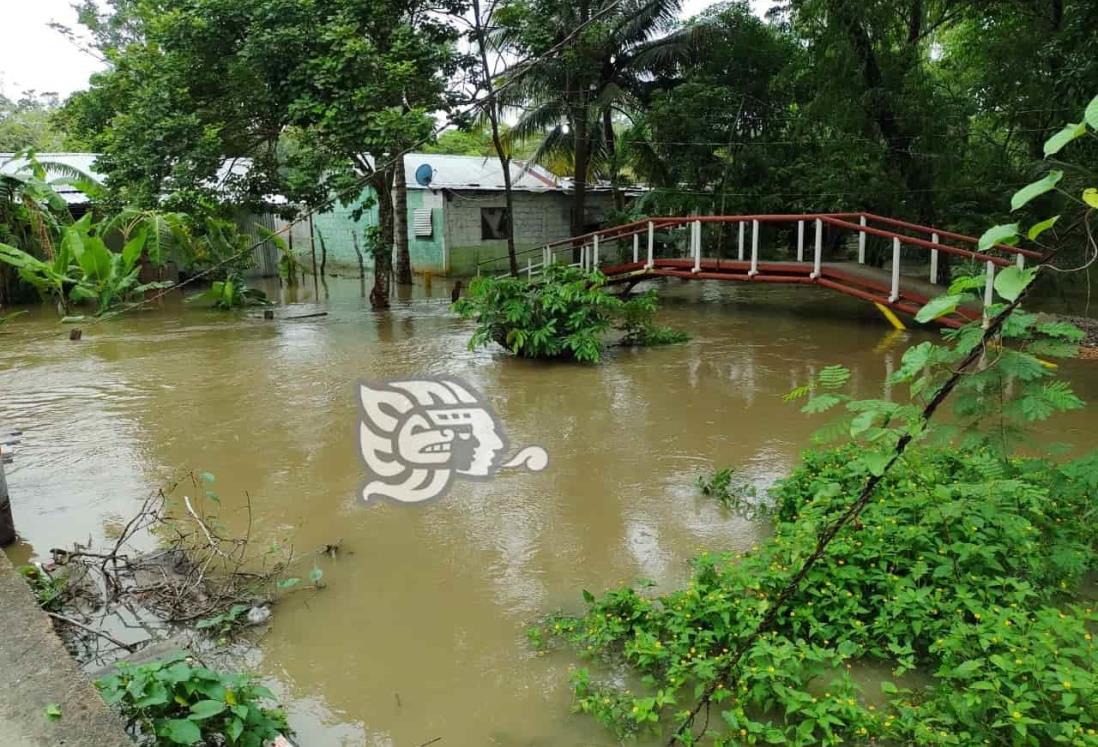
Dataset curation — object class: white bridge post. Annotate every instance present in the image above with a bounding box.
[527,257,532,278]
[633,233,639,264]
[692,219,702,272]
[738,221,745,261]
[983,260,995,328]
[647,221,654,268]
[749,220,760,277]
[889,237,901,303]
[1016,253,1025,270]
[858,215,867,264]
[593,234,600,269]
[811,219,822,279]
[930,232,939,285]
[797,220,805,262]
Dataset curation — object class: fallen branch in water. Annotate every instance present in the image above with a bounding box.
[47,611,137,653]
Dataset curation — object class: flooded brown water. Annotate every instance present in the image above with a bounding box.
[2,277,1096,746]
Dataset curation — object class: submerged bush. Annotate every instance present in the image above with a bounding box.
[186,272,269,310]
[97,653,289,746]
[452,264,687,363]
[533,445,1098,745]
[695,466,760,513]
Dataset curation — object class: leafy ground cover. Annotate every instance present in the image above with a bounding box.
[532,445,1098,745]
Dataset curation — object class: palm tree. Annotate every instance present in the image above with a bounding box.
[497,0,699,235]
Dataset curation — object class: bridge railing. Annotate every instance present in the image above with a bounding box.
[474,212,1040,320]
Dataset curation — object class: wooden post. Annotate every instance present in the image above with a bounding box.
[889,237,901,303]
[811,219,823,279]
[858,216,867,264]
[309,215,321,277]
[749,220,760,277]
[0,448,14,547]
[983,260,995,328]
[930,232,940,284]
[692,220,702,272]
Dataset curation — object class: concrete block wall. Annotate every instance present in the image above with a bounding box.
[445,191,617,276]
[306,187,619,277]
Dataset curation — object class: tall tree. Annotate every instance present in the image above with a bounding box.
[468,0,519,276]
[64,0,463,307]
[497,0,695,237]
[0,91,73,152]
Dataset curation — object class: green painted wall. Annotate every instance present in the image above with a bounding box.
[310,189,379,272]
[309,187,447,274]
[406,189,446,274]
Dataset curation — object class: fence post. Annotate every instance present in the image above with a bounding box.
[749,220,760,277]
[647,221,655,268]
[738,221,745,261]
[633,233,639,264]
[797,220,805,262]
[527,257,532,278]
[593,234,600,268]
[693,220,702,272]
[0,448,14,547]
[983,260,995,328]
[811,219,822,279]
[930,232,940,284]
[1016,253,1025,270]
[889,237,901,303]
[858,215,867,264]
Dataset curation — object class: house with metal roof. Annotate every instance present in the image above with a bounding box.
[2,151,622,278]
[310,153,620,276]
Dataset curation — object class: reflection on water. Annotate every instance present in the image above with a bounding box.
[2,277,1096,745]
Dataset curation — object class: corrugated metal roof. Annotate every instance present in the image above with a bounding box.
[0,152,101,205]
[403,153,563,192]
[0,151,596,203]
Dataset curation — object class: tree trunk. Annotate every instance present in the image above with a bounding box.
[472,0,519,277]
[571,108,590,238]
[394,158,412,284]
[835,0,934,223]
[602,107,625,212]
[370,168,394,309]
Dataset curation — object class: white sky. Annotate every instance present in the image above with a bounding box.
[0,0,773,100]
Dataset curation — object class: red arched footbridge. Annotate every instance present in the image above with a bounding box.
[475,213,1040,328]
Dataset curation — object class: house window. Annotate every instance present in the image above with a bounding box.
[480,207,510,240]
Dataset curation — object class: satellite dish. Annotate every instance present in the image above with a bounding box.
[414,163,434,187]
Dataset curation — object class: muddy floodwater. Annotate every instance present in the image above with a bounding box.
[2,277,1096,746]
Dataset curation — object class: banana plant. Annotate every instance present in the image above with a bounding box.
[0,215,174,316]
[186,272,270,309]
[0,233,81,315]
[0,309,27,327]
[66,217,174,316]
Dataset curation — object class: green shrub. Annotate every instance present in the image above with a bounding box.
[452,264,686,362]
[695,466,759,512]
[96,653,289,747]
[17,565,68,611]
[533,445,1098,745]
[186,273,269,310]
